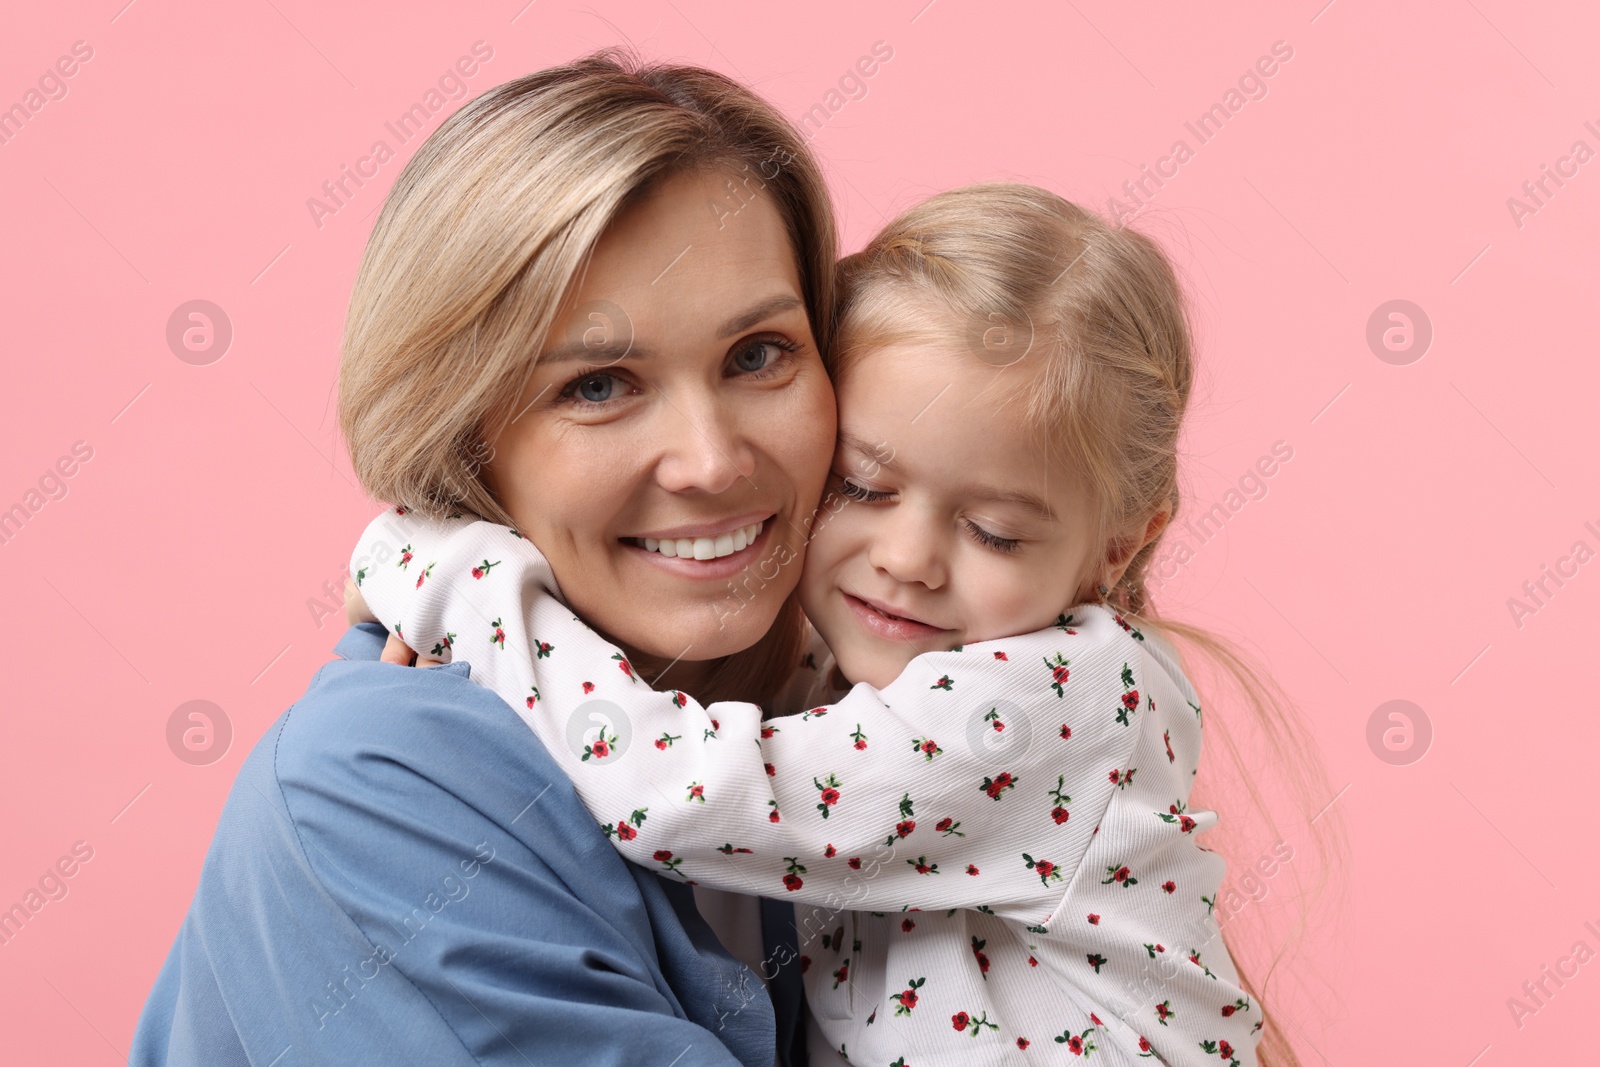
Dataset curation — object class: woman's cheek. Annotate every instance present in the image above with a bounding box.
[780,364,838,505]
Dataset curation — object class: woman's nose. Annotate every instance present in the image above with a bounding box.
[865,504,947,590]
[653,392,758,495]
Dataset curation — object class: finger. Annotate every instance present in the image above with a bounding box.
[344,580,377,626]
[381,633,417,666]
[415,653,445,667]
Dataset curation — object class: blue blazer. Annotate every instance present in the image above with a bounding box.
[131,622,807,1066]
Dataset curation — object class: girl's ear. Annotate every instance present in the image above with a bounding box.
[1101,505,1171,590]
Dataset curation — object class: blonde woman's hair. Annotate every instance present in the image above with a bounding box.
[832,183,1349,1066]
[339,49,839,707]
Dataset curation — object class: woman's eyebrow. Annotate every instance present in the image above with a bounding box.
[539,293,805,365]
[716,294,805,339]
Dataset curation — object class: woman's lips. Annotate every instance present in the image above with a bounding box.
[842,592,949,643]
[622,516,776,580]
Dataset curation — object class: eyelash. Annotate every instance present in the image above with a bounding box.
[556,336,804,408]
[835,477,1022,554]
[964,519,1021,554]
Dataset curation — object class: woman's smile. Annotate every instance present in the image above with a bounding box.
[622,513,776,578]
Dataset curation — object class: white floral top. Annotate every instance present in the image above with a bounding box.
[352,507,1264,1066]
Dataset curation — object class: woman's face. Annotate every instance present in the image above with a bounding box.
[486,168,836,687]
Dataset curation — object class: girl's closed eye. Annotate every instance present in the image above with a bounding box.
[835,475,892,503]
[964,518,1020,554]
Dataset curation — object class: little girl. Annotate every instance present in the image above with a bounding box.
[351,184,1263,1065]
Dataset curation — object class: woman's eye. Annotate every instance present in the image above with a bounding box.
[731,337,802,376]
[838,477,891,503]
[561,373,625,406]
[965,519,1021,554]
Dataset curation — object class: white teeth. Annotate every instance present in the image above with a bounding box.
[635,520,764,561]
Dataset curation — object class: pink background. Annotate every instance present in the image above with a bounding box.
[3,0,1596,1061]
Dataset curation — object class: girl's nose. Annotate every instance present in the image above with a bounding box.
[865,504,947,590]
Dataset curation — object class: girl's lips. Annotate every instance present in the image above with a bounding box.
[623,515,777,581]
[842,593,949,643]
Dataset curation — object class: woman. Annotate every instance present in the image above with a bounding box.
[131,50,840,1066]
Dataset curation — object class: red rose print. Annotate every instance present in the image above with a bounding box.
[821,788,840,805]
[581,681,595,695]
[1087,914,1100,924]
[936,817,953,833]
[1060,724,1072,739]
[1219,1040,1234,1057]
[1053,665,1069,684]
[891,978,925,1016]
[800,955,810,973]
[616,822,636,841]
[854,739,867,750]
[1221,1005,1236,1017]
[902,918,915,932]
[1051,807,1070,825]
[653,850,673,862]
[1017,1037,1029,1049]
[952,1012,970,1031]
[824,844,837,858]
[1028,955,1038,966]
[1162,880,1176,894]
[765,763,776,777]
[590,739,609,758]
[895,820,916,838]
[782,873,803,891]
[966,864,979,875]
[848,857,862,869]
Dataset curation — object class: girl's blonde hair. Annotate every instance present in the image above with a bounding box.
[833,183,1348,1066]
[338,49,839,707]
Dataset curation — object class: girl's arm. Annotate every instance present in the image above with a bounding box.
[352,508,1179,926]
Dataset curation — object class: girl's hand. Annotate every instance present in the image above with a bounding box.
[345,579,442,667]
[381,632,443,668]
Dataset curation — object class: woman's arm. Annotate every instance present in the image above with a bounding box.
[131,622,770,1067]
